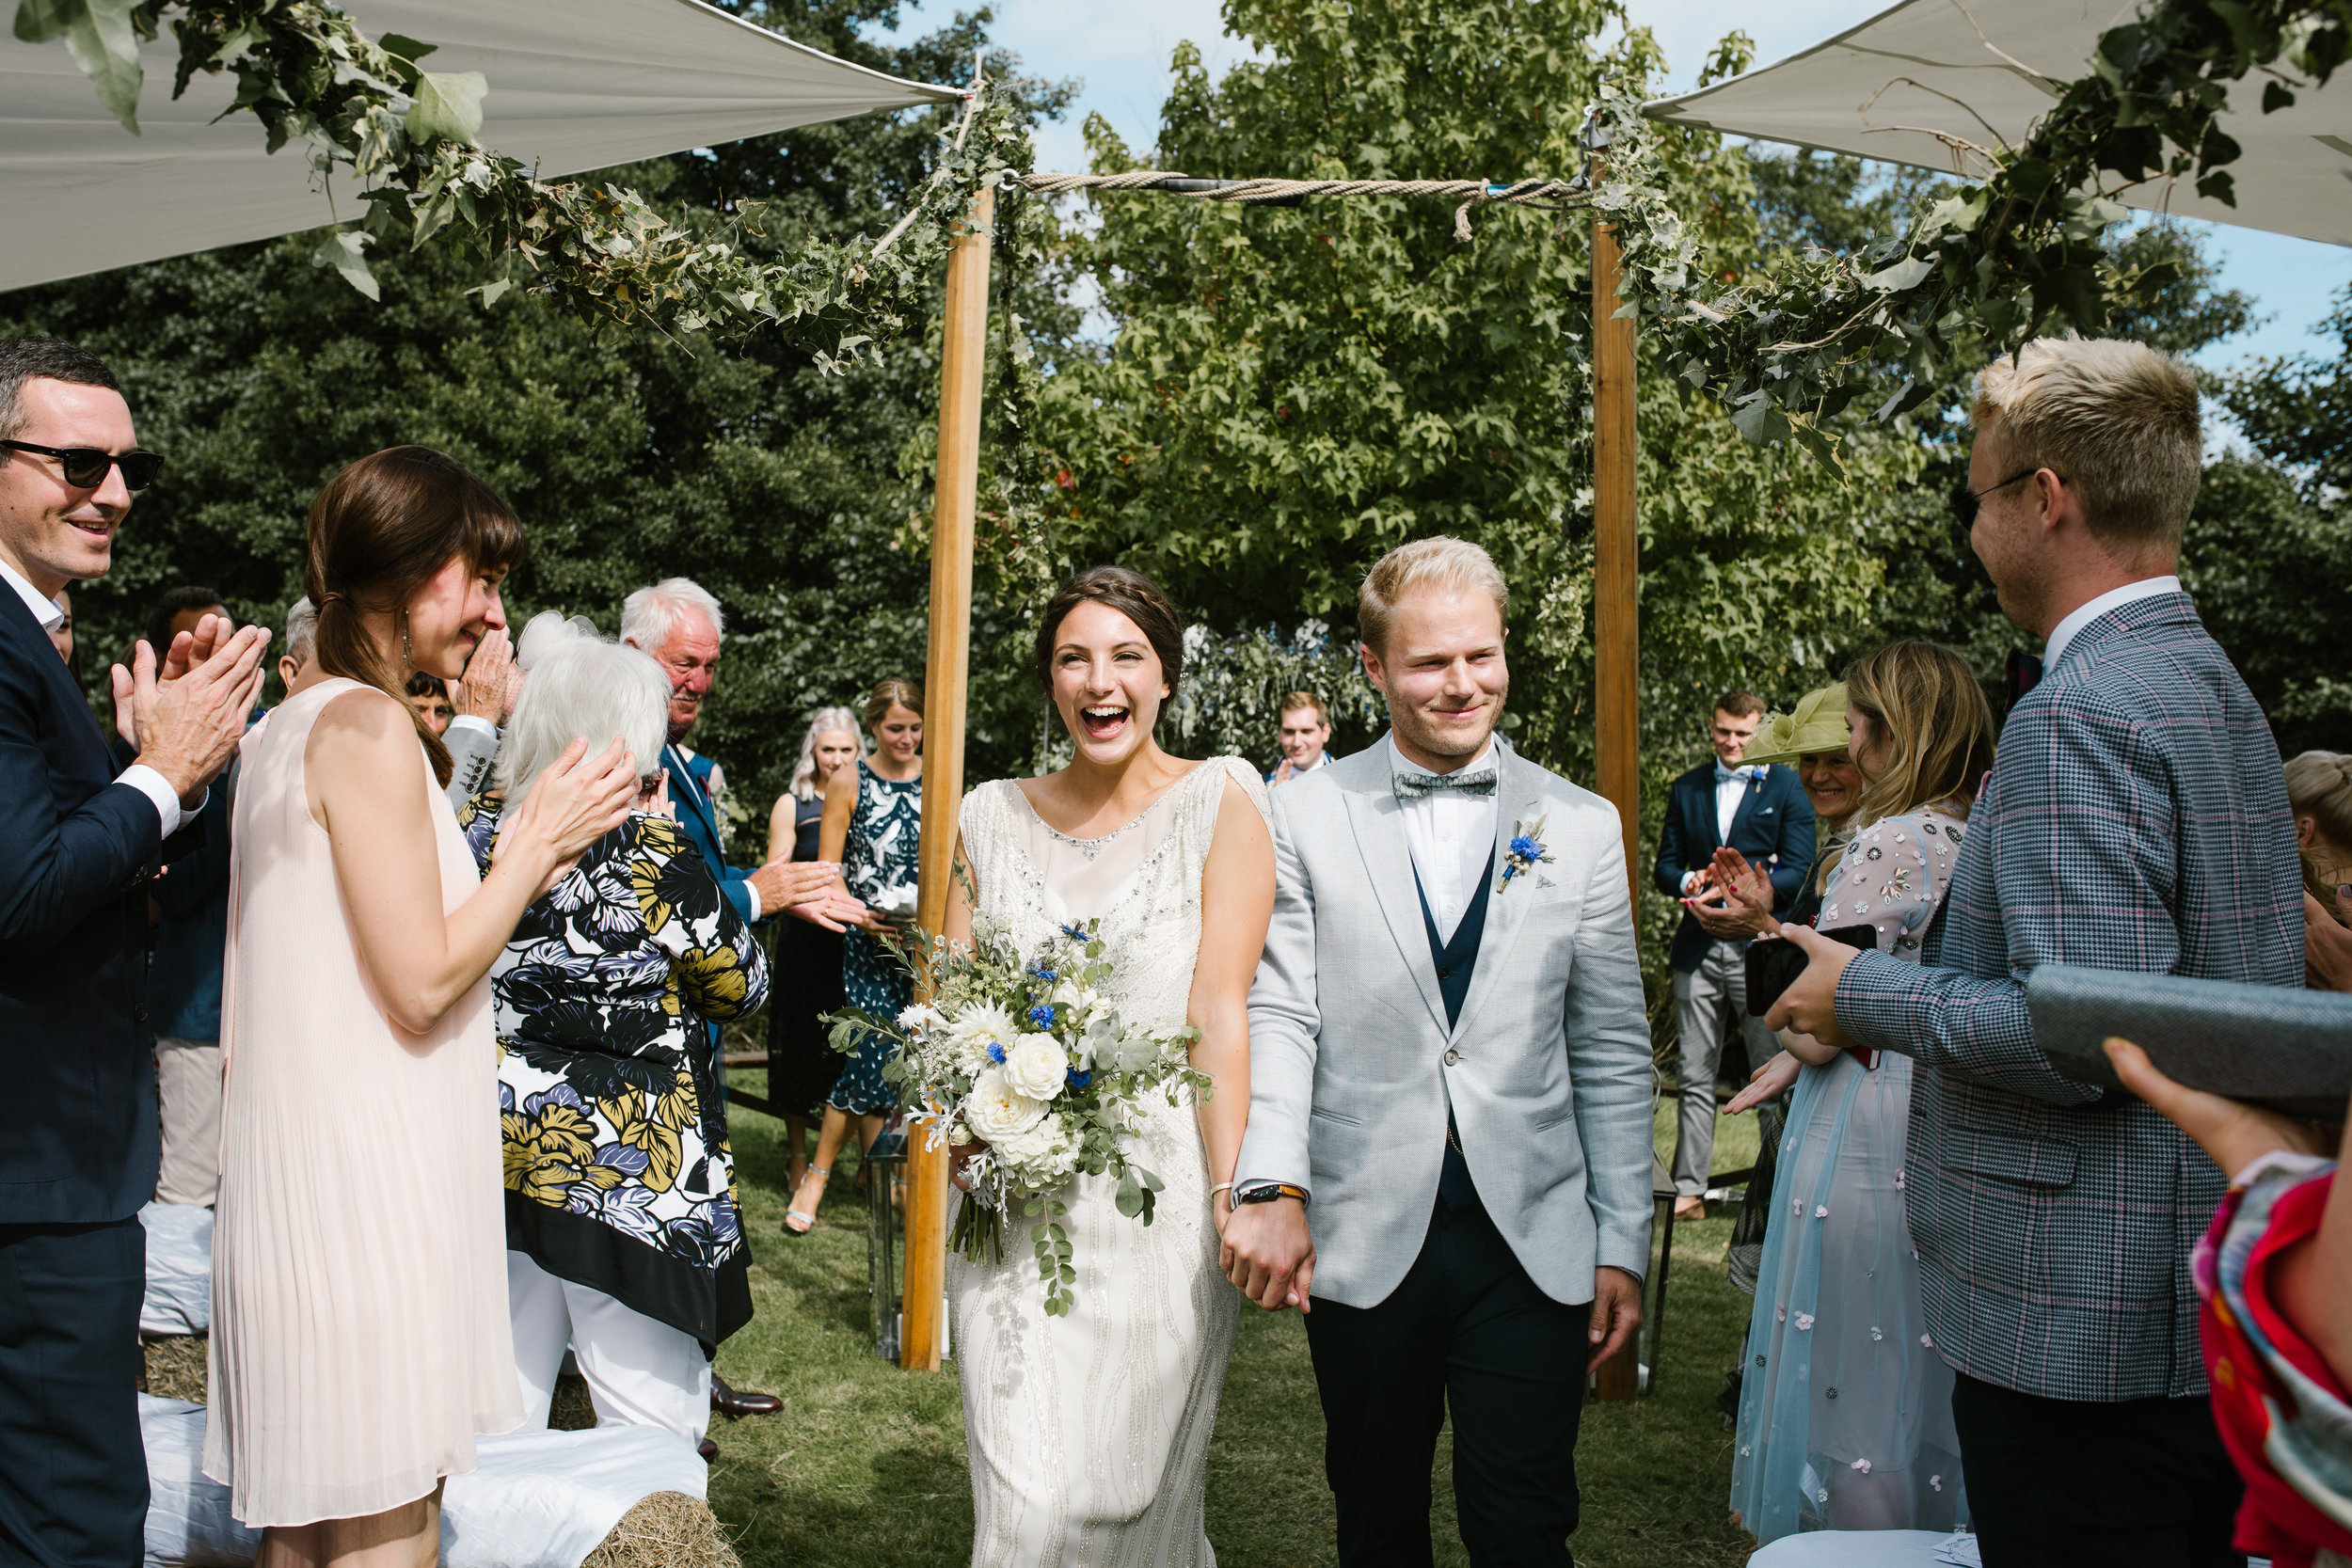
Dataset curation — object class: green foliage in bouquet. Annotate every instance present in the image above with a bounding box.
[825,915,1206,1317]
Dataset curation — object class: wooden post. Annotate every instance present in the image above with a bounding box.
[902,182,993,1372]
[1591,176,1643,1404]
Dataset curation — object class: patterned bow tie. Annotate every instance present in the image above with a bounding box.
[1394,767,1497,800]
[1716,763,1756,785]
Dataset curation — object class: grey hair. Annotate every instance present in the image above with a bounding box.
[0,336,119,442]
[790,705,866,801]
[283,595,318,669]
[619,577,724,653]
[496,611,670,808]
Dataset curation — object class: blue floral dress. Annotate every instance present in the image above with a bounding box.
[463,800,770,1347]
[834,760,920,1114]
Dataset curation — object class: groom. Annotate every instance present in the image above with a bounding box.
[1223,536,1654,1566]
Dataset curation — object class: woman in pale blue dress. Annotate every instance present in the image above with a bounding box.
[1730,642,1994,1543]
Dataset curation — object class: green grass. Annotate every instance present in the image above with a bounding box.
[709,1071,1762,1566]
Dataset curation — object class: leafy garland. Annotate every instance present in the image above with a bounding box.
[1601,0,2352,464]
[14,0,1030,367]
[17,0,2351,461]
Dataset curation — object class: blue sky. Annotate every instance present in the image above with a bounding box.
[892,0,2348,373]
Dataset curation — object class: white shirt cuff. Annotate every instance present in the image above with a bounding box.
[743,880,762,922]
[120,765,195,839]
[1680,870,1702,895]
[448,714,498,740]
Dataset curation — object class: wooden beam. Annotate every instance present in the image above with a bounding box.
[903,182,993,1372]
[1590,178,1643,1405]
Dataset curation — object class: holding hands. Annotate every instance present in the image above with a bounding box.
[111,611,270,805]
[1221,1195,1315,1312]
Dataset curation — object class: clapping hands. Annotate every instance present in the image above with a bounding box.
[1686,847,1778,940]
[111,611,270,804]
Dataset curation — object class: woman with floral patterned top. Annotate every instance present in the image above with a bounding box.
[1731,642,1994,1544]
[461,613,769,1447]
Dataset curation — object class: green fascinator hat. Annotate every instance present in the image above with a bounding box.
[1743,683,1851,769]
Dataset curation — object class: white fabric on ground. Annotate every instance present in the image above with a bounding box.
[137,1202,212,1337]
[0,0,959,292]
[1645,0,2352,246]
[505,1250,712,1445]
[141,1395,705,1568]
[1745,1529,1962,1568]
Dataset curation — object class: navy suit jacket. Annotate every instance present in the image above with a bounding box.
[0,588,193,1222]
[664,743,758,927]
[1653,760,1815,973]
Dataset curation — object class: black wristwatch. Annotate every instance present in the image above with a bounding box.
[1235,1181,1311,1207]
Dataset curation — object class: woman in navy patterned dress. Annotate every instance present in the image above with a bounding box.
[785,678,922,1234]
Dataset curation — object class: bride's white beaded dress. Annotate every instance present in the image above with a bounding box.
[949,756,1269,1567]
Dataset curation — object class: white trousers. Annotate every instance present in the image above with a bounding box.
[505,1251,710,1445]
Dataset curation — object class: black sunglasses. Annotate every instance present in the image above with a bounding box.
[0,439,166,491]
[1949,466,2057,528]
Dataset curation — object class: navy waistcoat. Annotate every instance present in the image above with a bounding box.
[1416,849,1495,1212]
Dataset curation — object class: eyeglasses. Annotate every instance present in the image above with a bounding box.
[0,440,166,491]
[1949,466,2056,528]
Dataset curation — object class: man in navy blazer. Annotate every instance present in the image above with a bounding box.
[0,338,266,1567]
[1772,338,2302,1565]
[1653,691,1815,1217]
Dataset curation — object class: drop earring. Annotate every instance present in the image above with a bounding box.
[402,610,412,668]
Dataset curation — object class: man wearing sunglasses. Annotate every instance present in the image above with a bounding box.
[0,335,268,1568]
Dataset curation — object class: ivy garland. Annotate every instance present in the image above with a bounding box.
[16,0,2351,466]
[1601,0,2352,465]
[13,0,1030,368]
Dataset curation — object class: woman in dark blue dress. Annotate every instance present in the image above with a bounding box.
[762,707,864,1192]
[784,679,922,1235]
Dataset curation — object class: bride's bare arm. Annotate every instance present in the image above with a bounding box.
[306,687,636,1036]
[1187,777,1276,1231]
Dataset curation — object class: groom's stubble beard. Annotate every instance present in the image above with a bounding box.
[1384,669,1507,766]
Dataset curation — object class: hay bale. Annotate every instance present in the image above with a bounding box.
[548,1372,597,1432]
[578,1490,739,1568]
[143,1334,209,1403]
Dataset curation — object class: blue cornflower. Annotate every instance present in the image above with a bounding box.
[1509,834,1544,859]
[986,1040,1007,1065]
[1057,922,1088,942]
[1028,962,1058,983]
[1028,1004,1057,1028]
[1066,1069,1092,1089]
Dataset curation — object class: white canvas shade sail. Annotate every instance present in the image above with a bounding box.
[0,0,962,293]
[1645,0,2352,247]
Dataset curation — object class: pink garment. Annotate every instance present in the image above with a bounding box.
[205,678,521,1527]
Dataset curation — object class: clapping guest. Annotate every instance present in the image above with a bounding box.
[785,678,922,1235]
[1730,644,1993,1541]
[1769,339,2306,1565]
[465,613,770,1451]
[210,446,639,1559]
[764,708,866,1191]
[1268,689,1333,783]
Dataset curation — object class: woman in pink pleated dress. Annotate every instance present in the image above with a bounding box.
[209,446,638,1566]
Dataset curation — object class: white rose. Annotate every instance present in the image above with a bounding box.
[1006,1032,1069,1100]
[963,1068,1047,1142]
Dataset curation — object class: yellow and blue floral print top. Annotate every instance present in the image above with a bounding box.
[464,800,771,1345]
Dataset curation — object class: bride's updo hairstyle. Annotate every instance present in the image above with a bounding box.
[306,445,527,785]
[1033,566,1186,732]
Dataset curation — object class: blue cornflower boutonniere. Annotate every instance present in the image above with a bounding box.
[1498,815,1554,895]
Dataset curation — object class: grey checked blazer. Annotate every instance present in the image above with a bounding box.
[1836,592,2303,1402]
[1235,736,1654,1309]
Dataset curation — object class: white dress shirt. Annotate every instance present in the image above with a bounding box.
[0,557,195,837]
[1715,765,1756,843]
[1389,732,1499,941]
[2042,575,2182,674]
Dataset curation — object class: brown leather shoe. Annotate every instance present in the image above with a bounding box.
[710,1375,782,1419]
[1673,1196,1706,1222]
[698,1437,719,1462]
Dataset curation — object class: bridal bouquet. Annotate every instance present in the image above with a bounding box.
[826,915,1207,1316]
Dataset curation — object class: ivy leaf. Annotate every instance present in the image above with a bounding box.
[1729,391,1791,446]
[311,230,380,301]
[17,0,146,135]
[1860,255,1935,293]
[405,70,487,147]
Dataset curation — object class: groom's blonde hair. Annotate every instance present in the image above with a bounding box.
[1358,536,1508,656]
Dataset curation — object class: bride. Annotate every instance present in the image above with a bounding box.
[942,564,1275,1565]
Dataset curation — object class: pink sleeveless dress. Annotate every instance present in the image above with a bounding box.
[205,678,521,1527]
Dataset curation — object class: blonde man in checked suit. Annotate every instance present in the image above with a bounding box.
[1772,339,2305,1568]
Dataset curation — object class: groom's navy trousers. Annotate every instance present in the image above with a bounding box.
[1301,862,1591,1568]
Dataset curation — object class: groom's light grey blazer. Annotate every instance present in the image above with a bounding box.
[1235,735,1655,1310]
